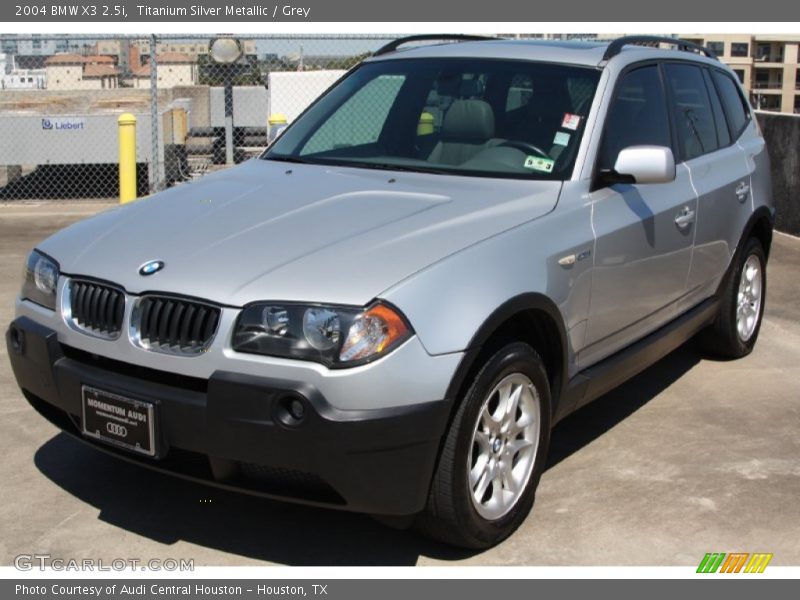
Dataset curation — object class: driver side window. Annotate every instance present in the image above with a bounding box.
[598,65,671,172]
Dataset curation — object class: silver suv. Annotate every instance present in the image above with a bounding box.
[6,36,774,548]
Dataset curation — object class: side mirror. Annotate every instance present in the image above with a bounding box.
[611,145,676,184]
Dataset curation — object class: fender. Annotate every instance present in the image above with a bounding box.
[444,292,569,417]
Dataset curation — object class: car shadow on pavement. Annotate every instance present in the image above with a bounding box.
[33,344,702,566]
[547,344,701,469]
[33,432,477,565]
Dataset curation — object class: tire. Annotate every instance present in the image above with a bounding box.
[699,237,767,358]
[416,342,551,548]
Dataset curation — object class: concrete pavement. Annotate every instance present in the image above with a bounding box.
[1,202,798,566]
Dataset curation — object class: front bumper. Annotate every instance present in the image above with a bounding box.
[7,316,452,515]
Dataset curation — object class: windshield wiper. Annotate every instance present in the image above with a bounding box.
[266,155,453,175]
[321,160,453,176]
[263,155,314,165]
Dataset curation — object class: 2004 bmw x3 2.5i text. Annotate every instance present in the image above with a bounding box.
[7,36,774,548]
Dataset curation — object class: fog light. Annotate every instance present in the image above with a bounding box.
[276,394,307,427]
[289,399,305,421]
[8,324,24,355]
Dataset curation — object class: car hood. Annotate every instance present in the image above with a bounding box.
[40,159,562,307]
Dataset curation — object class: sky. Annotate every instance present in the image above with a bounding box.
[255,37,398,57]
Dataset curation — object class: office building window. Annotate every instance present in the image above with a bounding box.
[731,43,749,57]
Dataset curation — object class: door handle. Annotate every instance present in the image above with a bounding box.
[735,181,750,202]
[674,206,695,229]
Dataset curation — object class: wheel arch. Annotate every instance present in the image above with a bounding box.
[744,206,775,260]
[444,293,569,420]
[716,205,775,296]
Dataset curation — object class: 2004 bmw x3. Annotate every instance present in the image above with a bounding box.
[7,36,774,548]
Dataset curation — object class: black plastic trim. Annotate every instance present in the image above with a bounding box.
[602,36,717,62]
[715,206,775,297]
[6,317,449,515]
[739,204,775,256]
[558,297,719,421]
[444,292,569,415]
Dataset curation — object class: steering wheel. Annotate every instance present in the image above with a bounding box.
[496,140,552,160]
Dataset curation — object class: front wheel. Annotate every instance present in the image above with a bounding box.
[416,342,551,548]
[700,237,767,358]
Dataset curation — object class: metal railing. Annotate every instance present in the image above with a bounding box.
[753,81,785,89]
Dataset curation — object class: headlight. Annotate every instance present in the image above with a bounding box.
[233,301,413,367]
[21,250,59,310]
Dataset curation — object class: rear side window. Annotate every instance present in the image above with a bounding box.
[703,69,731,147]
[710,69,751,139]
[597,65,671,172]
[664,63,719,161]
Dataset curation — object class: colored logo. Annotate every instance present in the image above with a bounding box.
[697,552,773,573]
[138,260,165,276]
[41,117,86,131]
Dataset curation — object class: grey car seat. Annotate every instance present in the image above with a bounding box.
[425,99,497,166]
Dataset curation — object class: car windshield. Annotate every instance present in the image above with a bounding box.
[264,58,601,180]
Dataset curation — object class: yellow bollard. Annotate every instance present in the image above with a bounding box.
[417,111,435,136]
[268,113,289,144]
[268,113,288,127]
[118,113,137,204]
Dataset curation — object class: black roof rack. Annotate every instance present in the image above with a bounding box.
[373,34,496,57]
[602,36,717,62]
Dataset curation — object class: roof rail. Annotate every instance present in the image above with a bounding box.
[602,36,717,62]
[373,34,496,57]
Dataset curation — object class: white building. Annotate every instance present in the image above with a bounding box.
[44,54,119,90]
[130,53,197,88]
[2,68,46,90]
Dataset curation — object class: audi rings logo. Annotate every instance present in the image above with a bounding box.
[106,422,128,437]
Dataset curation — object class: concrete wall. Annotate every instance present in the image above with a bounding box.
[756,111,800,235]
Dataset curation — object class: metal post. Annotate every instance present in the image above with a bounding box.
[118,113,137,203]
[149,34,161,192]
[224,70,235,165]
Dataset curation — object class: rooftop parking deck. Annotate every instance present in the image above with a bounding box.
[1,202,798,565]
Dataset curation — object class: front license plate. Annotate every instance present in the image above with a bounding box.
[81,385,156,457]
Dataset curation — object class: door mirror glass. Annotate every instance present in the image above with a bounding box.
[612,145,676,184]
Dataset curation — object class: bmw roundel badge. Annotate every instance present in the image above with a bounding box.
[139,260,165,276]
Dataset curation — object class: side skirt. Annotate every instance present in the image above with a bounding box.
[555,297,719,423]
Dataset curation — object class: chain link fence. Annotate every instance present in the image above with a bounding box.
[0,34,398,200]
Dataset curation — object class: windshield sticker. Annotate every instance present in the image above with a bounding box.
[553,131,571,147]
[562,113,582,130]
[524,156,555,173]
